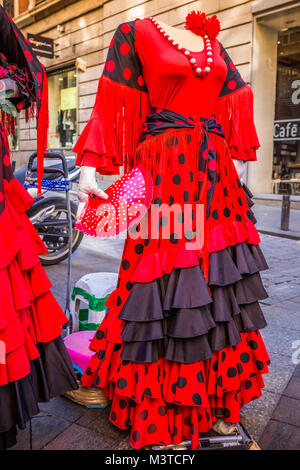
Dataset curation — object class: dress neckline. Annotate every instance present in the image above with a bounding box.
[146,17,214,77]
[147,17,205,54]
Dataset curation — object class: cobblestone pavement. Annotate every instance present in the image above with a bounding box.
[9,233,300,450]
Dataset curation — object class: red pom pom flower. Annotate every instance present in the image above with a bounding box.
[205,14,221,39]
[185,10,220,40]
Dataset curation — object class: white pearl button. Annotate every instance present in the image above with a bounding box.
[184,50,190,55]
[190,58,196,64]
[196,67,202,74]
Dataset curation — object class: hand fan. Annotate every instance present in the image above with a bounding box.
[75,164,153,238]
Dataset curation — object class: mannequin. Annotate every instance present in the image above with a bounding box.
[77,18,246,439]
[77,18,245,214]
[73,12,267,450]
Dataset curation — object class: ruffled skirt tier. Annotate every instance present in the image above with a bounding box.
[0,177,77,448]
[81,128,270,449]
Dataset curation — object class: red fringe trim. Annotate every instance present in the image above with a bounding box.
[74,75,151,174]
[0,100,36,137]
[25,101,36,123]
[0,110,16,136]
[215,85,260,161]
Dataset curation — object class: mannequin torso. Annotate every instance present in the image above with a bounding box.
[77,16,245,206]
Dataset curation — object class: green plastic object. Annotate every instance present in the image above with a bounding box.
[78,308,107,331]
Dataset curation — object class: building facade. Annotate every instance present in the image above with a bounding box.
[1,0,300,194]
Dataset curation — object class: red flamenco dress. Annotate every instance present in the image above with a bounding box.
[74,15,270,450]
[0,7,77,450]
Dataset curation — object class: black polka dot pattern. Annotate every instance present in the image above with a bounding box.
[139,409,148,420]
[95,330,104,340]
[192,393,202,405]
[134,244,144,254]
[122,259,130,270]
[132,430,141,442]
[219,42,246,97]
[173,174,181,185]
[177,377,187,389]
[147,424,157,434]
[155,174,161,185]
[117,378,127,389]
[102,21,147,92]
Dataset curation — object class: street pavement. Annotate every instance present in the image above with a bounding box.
[254,203,300,239]
[9,216,300,450]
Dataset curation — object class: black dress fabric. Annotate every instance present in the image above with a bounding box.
[0,337,78,449]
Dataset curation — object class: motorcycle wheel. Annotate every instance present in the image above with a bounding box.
[29,198,84,266]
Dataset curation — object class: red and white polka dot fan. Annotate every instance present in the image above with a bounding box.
[75,164,153,238]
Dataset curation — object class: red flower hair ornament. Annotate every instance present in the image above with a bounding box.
[185,10,220,40]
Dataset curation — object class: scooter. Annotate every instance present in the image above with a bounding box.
[14,152,84,266]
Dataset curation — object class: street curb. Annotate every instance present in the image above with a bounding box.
[257,228,300,240]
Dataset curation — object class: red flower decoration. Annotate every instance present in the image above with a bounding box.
[185,10,220,40]
[206,14,221,39]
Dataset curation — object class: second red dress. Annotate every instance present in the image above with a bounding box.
[74,14,270,449]
[0,6,78,449]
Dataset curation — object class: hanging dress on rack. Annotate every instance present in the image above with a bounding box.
[73,14,270,450]
[0,6,78,450]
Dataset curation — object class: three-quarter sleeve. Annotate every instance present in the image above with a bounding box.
[215,42,260,162]
[73,20,151,175]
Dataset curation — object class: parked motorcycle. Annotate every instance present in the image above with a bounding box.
[14,153,84,265]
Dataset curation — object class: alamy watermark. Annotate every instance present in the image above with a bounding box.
[87,199,205,249]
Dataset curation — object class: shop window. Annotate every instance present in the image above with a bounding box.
[273,24,300,194]
[253,5,300,194]
[48,68,77,150]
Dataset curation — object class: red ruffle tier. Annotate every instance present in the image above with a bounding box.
[0,178,68,385]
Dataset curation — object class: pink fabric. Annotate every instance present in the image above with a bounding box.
[64,331,95,374]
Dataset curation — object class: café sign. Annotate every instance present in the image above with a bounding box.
[273,119,300,141]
